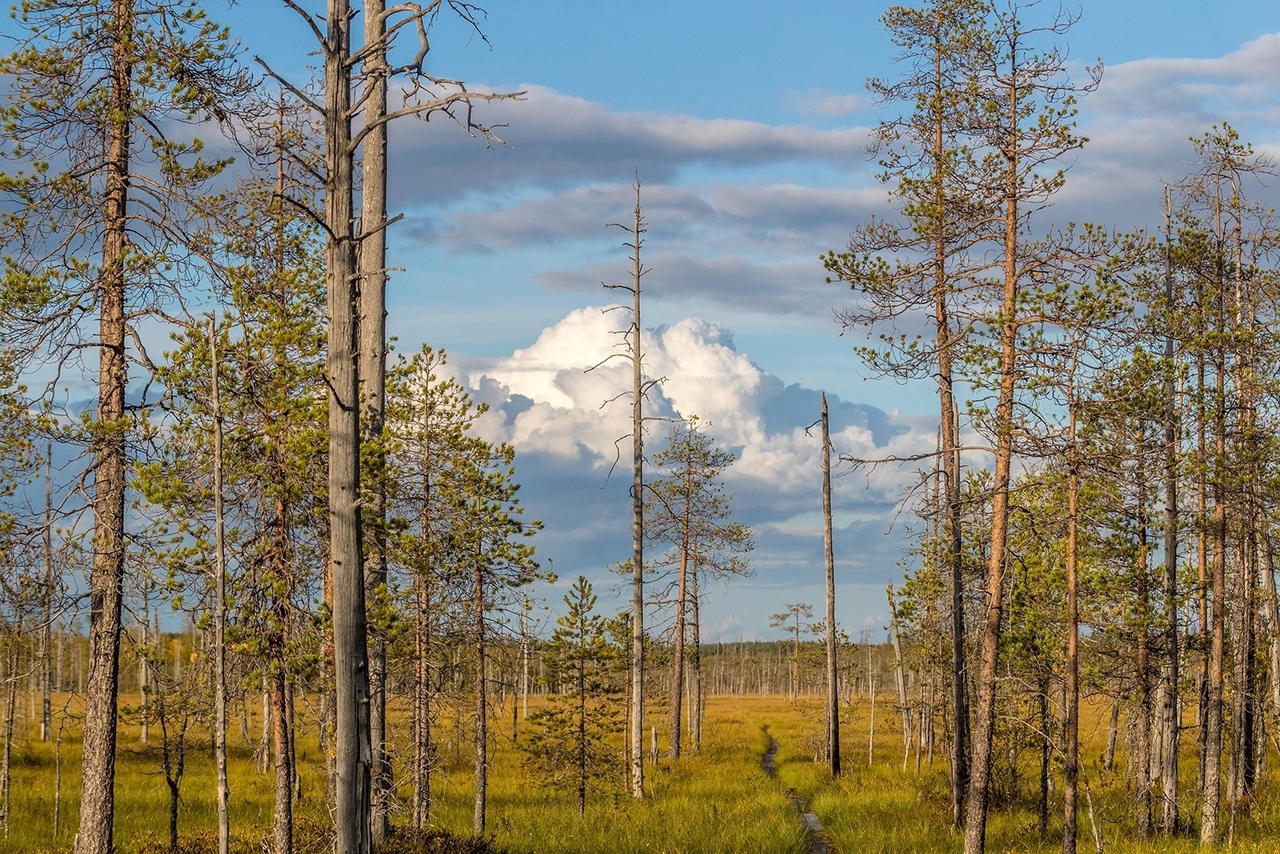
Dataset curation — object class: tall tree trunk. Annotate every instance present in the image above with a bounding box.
[41,445,53,744]
[1262,538,1280,735]
[75,5,132,852]
[962,73,1021,854]
[931,15,969,823]
[1159,187,1181,836]
[625,183,646,797]
[1135,447,1153,839]
[670,532,689,759]
[473,557,487,834]
[271,667,293,854]
[823,393,840,776]
[1201,358,1227,845]
[691,576,703,752]
[576,641,588,817]
[325,1,372,850]
[413,567,433,830]
[359,0,392,842]
[210,321,230,854]
[888,585,911,771]
[1,631,17,836]
[1063,412,1079,854]
[1038,674,1050,839]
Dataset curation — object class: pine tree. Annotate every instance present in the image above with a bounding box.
[0,5,249,850]
[522,577,623,817]
[648,415,751,757]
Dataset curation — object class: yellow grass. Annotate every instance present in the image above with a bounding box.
[8,691,1280,852]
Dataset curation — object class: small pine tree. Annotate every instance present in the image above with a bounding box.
[522,577,623,817]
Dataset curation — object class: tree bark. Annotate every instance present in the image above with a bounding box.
[325,1,372,850]
[75,5,133,852]
[271,667,294,854]
[1201,361,1227,845]
[210,321,231,854]
[41,446,53,744]
[670,518,689,759]
[823,394,840,776]
[473,556,488,834]
[358,0,392,842]
[1158,188,1181,836]
[962,73,1020,854]
[626,183,646,797]
[1063,414,1079,854]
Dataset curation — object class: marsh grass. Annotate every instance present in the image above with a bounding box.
[12,692,1280,853]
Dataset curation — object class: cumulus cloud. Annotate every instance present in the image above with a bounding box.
[454,308,932,598]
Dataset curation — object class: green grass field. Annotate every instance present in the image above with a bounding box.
[7,692,1280,853]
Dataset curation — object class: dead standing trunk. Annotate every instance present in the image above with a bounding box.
[473,554,488,834]
[823,394,840,776]
[209,321,230,854]
[359,1,392,842]
[1158,189,1181,836]
[324,1,372,850]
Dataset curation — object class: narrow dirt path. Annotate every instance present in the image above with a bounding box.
[761,727,834,854]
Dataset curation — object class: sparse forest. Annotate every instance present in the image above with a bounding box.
[1,1,1279,853]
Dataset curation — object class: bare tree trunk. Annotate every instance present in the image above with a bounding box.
[75,6,132,852]
[413,554,433,829]
[139,614,149,745]
[691,578,703,752]
[358,1,391,842]
[670,544,688,759]
[1201,356,1227,846]
[473,558,488,835]
[888,585,910,772]
[1135,471,1153,839]
[271,668,293,854]
[1,631,17,837]
[40,450,53,742]
[1064,416,1080,854]
[521,596,530,721]
[1229,547,1258,804]
[325,1,372,850]
[1038,675,1050,839]
[823,394,840,776]
[620,182,647,798]
[1262,538,1280,733]
[210,321,231,854]
[1159,188,1181,836]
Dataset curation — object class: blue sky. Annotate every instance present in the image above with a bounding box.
[220,1,1280,640]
